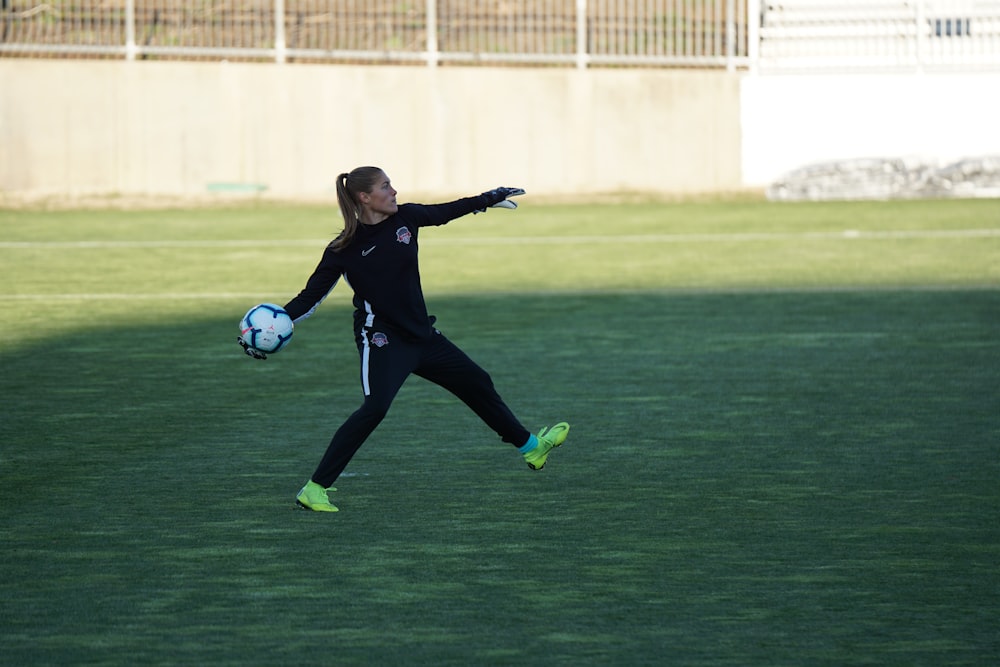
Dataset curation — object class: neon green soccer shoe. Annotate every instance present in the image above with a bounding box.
[523,422,571,470]
[296,481,339,512]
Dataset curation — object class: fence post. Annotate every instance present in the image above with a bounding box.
[426,0,439,67]
[125,0,137,61]
[726,0,736,71]
[747,0,760,73]
[274,0,287,63]
[576,0,588,69]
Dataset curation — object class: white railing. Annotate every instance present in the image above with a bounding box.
[757,0,1000,72]
[2,1,1000,72]
[0,0,750,69]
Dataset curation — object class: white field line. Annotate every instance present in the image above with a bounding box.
[3,229,997,301]
[4,285,998,302]
[0,239,324,249]
[0,293,269,300]
[1,228,999,249]
[441,229,1000,243]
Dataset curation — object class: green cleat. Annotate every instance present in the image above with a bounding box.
[296,480,339,512]
[523,422,570,470]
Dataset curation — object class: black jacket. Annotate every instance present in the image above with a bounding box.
[283,195,489,341]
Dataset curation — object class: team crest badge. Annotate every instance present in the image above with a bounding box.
[395,226,412,245]
[371,332,389,348]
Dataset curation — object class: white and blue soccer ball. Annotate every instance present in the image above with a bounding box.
[239,303,294,354]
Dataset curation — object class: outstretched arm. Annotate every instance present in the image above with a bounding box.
[414,187,526,227]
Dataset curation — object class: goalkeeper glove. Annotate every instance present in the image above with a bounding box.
[237,336,268,360]
[476,187,525,213]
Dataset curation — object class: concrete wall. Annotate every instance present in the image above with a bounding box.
[4,59,997,200]
[0,60,743,200]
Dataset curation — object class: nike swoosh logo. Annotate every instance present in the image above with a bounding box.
[362,246,376,256]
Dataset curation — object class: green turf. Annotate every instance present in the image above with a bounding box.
[1,199,999,666]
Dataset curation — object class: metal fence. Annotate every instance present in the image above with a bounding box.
[0,0,751,68]
[758,0,1000,72]
[2,1,1000,71]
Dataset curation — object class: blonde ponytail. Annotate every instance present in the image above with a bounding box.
[329,166,384,252]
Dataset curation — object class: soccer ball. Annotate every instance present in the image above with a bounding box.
[239,303,294,354]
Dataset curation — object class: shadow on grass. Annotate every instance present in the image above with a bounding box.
[2,290,999,666]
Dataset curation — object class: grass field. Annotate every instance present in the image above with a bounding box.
[2,198,999,666]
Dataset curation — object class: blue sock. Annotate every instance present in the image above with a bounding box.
[518,434,538,454]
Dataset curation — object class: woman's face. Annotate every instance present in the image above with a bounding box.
[361,171,398,218]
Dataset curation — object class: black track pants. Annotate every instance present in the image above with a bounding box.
[311,328,531,487]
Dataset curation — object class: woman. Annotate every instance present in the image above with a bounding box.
[239,166,570,512]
